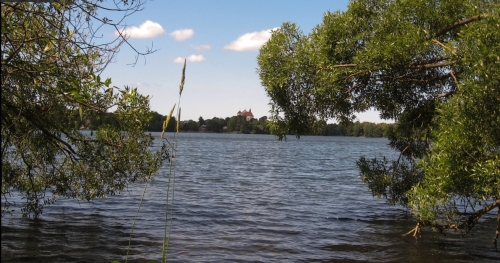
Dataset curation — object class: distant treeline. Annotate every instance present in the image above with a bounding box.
[82,111,392,137]
[319,121,392,137]
[83,111,178,132]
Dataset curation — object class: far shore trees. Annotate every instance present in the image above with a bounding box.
[258,0,499,247]
[83,110,391,136]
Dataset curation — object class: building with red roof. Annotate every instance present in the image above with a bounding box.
[237,109,254,121]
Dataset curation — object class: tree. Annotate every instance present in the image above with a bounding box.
[181,119,199,132]
[226,116,238,132]
[147,112,176,132]
[347,121,363,137]
[1,0,169,217]
[227,115,245,133]
[258,0,499,246]
[198,116,206,126]
[254,116,271,134]
[362,122,384,138]
[205,117,224,132]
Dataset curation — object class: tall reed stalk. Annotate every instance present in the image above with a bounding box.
[161,59,186,263]
[120,59,186,263]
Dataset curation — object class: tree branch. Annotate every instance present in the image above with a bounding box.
[432,39,457,55]
[407,61,455,69]
[435,15,487,38]
[3,100,77,155]
[417,199,500,238]
[461,199,500,236]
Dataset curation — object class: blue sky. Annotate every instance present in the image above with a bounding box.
[102,0,387,123]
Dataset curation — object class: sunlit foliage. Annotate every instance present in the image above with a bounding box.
[258,0,499,244]
[1,0,168,217]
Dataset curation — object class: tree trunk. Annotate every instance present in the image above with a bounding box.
[494,204,500,251]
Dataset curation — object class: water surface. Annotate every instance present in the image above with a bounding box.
[2,133,498,262]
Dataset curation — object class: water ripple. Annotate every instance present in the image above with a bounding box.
[2,134,498,262]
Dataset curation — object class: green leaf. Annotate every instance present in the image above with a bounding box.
[79,105,83,121]
[104,78,112,87]
[67,88,79,96]
[75,95,86,103]
[43,41,53,52]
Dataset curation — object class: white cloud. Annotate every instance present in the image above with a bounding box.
[169,29,194,41]
[173,55,205,63]
[224,28,278,51]
[133,82,150,87]
[191,44,211,51]
[115,20,165,39]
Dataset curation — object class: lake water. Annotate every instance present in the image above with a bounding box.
[1,133,498,262]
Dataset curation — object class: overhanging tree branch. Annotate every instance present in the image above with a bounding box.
[435,14,487,38]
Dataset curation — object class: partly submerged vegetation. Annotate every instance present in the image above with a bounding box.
[258,0,499,247]
[2,1,185,261]
[1,0,168,217]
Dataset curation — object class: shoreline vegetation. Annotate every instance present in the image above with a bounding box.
[80,111,394,138]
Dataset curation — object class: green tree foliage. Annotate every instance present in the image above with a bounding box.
[225,115,270,134]
[1,0,169,217]
[205,117,225,132]
[198,116,206,126]
[227,116,244,133]
[87,112,120,130]
[252,116,271,134]
[258,0,499,244]
[147,112,176,132]
[321,123,348,136]
[82,111,176,132]
[320,122,390,137]
[180,120,199,132]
